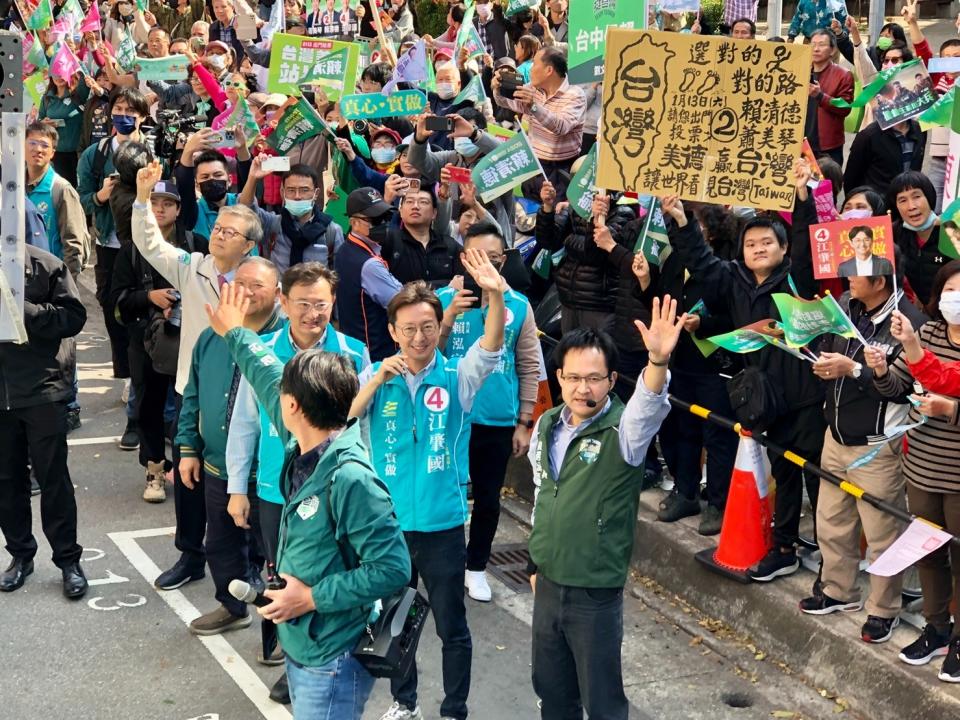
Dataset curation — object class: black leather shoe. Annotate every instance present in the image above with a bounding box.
[0,558,34,592]
[269,674,290,705]
[61,562,88,599]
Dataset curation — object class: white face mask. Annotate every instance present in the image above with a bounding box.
[435,82,456,99]
[477,3,491,20]
[940,290,960,325]
[208,54,227,70]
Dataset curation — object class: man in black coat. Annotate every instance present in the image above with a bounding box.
[0,245,88,598]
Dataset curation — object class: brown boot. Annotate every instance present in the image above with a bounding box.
[143,461,166,503]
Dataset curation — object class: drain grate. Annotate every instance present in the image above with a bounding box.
[487,543,533,594]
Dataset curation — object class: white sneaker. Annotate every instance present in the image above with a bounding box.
[378,701,422,720]
[464,569,492,602]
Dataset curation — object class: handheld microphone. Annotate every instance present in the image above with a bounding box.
[228,578,273,607]
[584,399,598,408]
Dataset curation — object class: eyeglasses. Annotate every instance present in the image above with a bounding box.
[396,322,439,338]
[27,139,52,151]
[402,197,432,207]
[291,300,331,314]
[225,80,247,89]
[559,372,610,387]
[210,224,248,241]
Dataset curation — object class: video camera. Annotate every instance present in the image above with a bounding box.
[151,110,206,162]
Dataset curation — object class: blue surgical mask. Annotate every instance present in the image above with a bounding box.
[454,136,479,157]
[371,147,397,164]
[112,114,137,135]
[902,212,939,233]
[284,197,315,216]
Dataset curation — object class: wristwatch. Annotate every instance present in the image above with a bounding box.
[517,418,534,429]
[469,127,482,143]
[530,103,539,114]
[851,362,863,379]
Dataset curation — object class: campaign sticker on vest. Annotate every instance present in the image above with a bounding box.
[504,307,515,326]
[423,386,450,413]
[578,438,602,465]
[297,495,320,520]
[35,200,50,215]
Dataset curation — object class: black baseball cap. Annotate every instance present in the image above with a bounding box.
[346,187,394,218]
[151,180,181,203]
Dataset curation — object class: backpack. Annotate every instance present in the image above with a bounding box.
[91,136,113,192]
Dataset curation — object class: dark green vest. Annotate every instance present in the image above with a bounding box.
[528,397,644,589]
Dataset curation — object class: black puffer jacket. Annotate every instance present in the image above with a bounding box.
[894,221,950,306]
[382,226,462,289]
[669,217,823,413]
[0,246,86,410]
[535,203,636,313]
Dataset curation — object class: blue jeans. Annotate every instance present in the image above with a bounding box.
[286,651,374,720]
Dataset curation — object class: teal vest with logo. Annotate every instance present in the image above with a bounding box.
[528,398,645,589]
[27,166,62,259]
[437,286,527,426]
[366,349,471,532]
[255,323,368,504]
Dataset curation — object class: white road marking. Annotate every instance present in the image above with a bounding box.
[68,436,121,446]
[87,568,131,586]
[108,527,291,720]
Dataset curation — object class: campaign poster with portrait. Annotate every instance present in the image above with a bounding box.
[809,216,896,279]
[874,61,937,130]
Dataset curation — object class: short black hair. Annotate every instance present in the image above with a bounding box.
[109,87,149,117]
[463,220,507,250]
[880,42,914,64]
[817,156,843,202]
[844,186,886,215]
[194,149,229,173]
[281,261,338,295]
[940,38,960,54]
[888,171,937,217]
[741,216,788,248]
[880,22,907,44]
[280,350,359,430]
[450,3,466,23]
[360,62,393,87]
[283,163,320,188]
[925,259,960,321]
[457,105,487,130]
[553,327,619,376]
[848,225,874,242]
[730,18,756,36]
[26,120,58,146]
[538,46,568,78]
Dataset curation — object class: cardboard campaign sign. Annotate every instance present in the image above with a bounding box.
[339,90,428,120]
[267,34,359,100]
[809,216,895,280]
[597,30,811,212]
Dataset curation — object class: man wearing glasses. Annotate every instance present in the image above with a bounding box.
[381,188,461,288]
[349,251,505,720]
[526,299,686,720]
[132,159,264,591]
[239,157,345,273]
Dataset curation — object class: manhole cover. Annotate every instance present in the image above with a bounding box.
[487,543,532,594]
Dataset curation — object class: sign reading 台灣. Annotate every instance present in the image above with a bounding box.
[596,29,811,212]
[267,33,359,100]
[568,0,644,85]
[339,90,428,120]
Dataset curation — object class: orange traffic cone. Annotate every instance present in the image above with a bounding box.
[695,437,774,583]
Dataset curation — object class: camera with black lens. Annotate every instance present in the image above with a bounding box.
[152,110,204,162]
[498,71,525,100]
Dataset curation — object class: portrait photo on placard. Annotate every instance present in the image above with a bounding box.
[809,216,896,279]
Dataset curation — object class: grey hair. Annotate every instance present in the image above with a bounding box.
[218,204,264,251]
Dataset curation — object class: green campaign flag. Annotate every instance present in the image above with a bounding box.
[939,198,960,260]
[569,0,644,85]
[567,144,597,219]
[830,59,921,111]
[471,129,543,203]
[772,293,858,348]
[116,31,137,72]
[24,70,47,113]
[133,54,189,81]
[705,328,769,354]
[505,0,539,17]
[135,0,149,11]
[339,89,428,119]
[267,34,360,101]
[919,86,955,131]
[63,0,84,21]
[26,32,48,70]
[453,73,485,106]
[634,196,671,267]
[220,97,261,148]
[264,98,325,154]
[26,0,53,30]
[486,123,517,142]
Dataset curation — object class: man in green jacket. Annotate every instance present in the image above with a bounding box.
[205,282,410,720]
[527,296,685,720]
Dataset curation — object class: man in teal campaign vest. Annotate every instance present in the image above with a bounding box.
[25,122,89,280]
[349,250,506,720]
[437,221,543,603]
[204,282,410,720]
[225,261,368,702]
[527,297,686,720]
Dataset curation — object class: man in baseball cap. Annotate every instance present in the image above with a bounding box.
[335,188,403,360]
